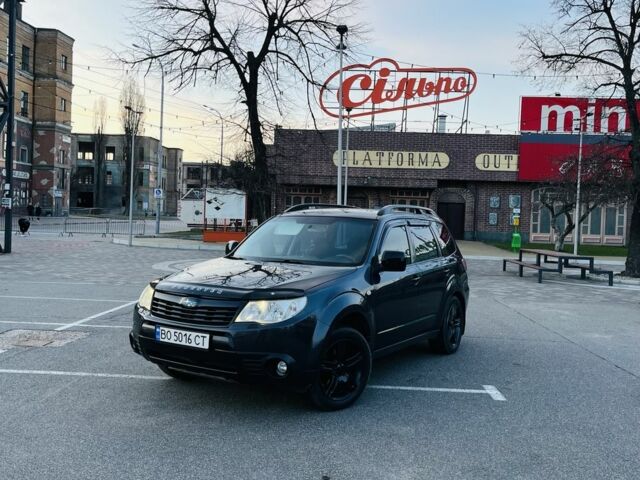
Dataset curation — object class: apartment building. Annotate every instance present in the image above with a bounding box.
[0,2,74,215]
[71,133,183,216]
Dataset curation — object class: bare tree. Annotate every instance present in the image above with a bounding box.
[520,0,640,276]
[536,141,633,250]
[129,0,361,221]
[93,96,108,209]
[120,77,145,213]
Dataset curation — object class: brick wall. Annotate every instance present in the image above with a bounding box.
[271,128,526,242]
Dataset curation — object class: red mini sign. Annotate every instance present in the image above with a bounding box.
[319,58,477,119]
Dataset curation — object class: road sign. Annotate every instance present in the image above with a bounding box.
[1,197,11,208]
[154,188,163,199]
[512,208,521,214]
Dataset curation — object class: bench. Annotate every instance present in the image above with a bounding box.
[502,259,549,283]
[564,263,614,286]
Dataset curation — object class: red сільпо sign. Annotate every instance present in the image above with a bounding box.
[319,58,477,119]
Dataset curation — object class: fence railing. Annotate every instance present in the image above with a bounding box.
[0,217,146,237]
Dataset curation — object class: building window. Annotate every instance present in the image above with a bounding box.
[60,97,67,112]
[77,167,93,185]
[390,189,430,207]
[19,146,28,163]
[20,45,30,72]
[162,155,167,169]
[106,171,113,185]
[187,167,201,180]
[20,91,28,116]
[284,186,321,208]
[58,149,66,165]
[138,146,144,162]
[60,54,68,71]
[105,146,115,161]
[582,205,626,239]
[57,169,66,190]
[161,177,166,190]
[530,190,552,235]
[138,172,144,187]
[77,142,94,160]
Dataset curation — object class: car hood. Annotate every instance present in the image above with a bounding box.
[157,257,355,297]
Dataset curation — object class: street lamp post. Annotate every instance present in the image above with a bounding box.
[125,106,143,247]
[1,0,20,254]
[155,63,165,235]
[335,25,348,205]
[132,43,165,235]
[344,109,351,205]
[573,112,593,256]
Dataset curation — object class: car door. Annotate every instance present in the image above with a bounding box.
[371,223,419,349]
[407,223,447,332]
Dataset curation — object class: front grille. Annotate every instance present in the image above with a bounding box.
[151,290,241,326]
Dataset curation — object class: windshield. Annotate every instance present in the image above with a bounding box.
[232,215,376,266]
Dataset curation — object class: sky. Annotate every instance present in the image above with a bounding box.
[24,0,572,162]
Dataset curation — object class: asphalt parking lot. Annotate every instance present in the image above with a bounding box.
[1,236,639,479]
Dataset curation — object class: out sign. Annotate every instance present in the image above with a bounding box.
[475,153,518,172]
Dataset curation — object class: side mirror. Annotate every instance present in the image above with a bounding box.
[225,240,239,255]
[379,250,407,272]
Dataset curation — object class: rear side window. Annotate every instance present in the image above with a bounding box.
[379,226,411,264]
[432,222,456,257]
[409,226,440,262]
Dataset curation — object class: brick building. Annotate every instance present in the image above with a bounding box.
[270,128,631,245]
[0,2,74,215]
[71,134,183,216]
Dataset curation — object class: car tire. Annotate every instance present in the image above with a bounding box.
[158,364,198,381]
[309,327,372,411]
[430,296,464,355]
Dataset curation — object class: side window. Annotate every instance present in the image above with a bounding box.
[432,222,456,257]
[379,226,411,264]
[409,226,440,262]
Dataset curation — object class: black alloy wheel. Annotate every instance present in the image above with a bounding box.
[309,327,372,410]
[430,296,464,355]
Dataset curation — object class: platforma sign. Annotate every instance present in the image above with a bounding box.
[319,58,477,119]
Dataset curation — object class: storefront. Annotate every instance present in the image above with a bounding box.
[270,128,529,243]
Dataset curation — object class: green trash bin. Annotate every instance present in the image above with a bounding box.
[511,232,521,252]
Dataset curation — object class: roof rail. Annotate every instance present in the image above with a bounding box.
[377,204,438,217]
[284,203,358,213]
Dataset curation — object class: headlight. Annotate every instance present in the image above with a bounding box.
[138,284,155,310]
[235,297,307,324]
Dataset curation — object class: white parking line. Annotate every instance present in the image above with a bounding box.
[0,369,507,401]
[369,384,507,401]
[0,320,130,329]
[55,301,137,331]
[0,349,6,354]
[0,369,168,380]
[0,295,133,303]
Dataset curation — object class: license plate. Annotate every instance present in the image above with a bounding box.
[155,326,209,350]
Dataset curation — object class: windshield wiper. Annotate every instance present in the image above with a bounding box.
[272,258,307,265]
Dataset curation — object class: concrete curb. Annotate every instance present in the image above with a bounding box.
[111,237,225,252]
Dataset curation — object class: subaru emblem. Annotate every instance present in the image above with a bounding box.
[179,297,198,308]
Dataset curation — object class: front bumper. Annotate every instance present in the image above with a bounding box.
[130,306,320,387]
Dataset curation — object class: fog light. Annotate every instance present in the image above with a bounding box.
[276,360,288,377]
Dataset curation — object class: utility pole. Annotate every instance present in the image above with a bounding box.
[1,0,19,254]
[335,25,348,206]
[344,109,351,205]
[125,106,143,247]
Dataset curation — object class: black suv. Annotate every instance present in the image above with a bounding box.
[130,205,469,410]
